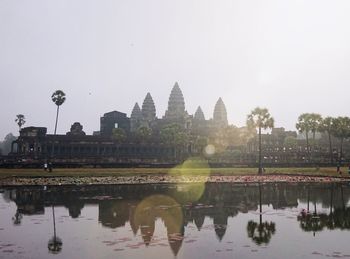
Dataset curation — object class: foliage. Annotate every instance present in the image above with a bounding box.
[48,236,62,254]
[296,113,323,161]
[160,124,188,146]
[332,117,350,140]
[51,90,66,106]
[135,126,152,142]
[332,116,350,161]
[296,113,322,138]
[195,136,208,154]
[319,117,336,163]
[246,107,274,174]
[51,90,66,135]
[283,136,298,149]
[247,220,276,245]
[319,117,335,135]
[15,114,26,130]
[247,107,274,131]
[238,126,256,144]
[213,126,244,151]
[112,128,126,143]
[296,113,310,134]
[308,113,322,137]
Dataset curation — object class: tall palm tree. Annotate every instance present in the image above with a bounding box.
[247,184,276,245]
[296,113,312,160]
[15,114,26,131]
[51,90,66,135]
[48,205,62,254]
[319,117,335,164]
[308,113,323,162]
[308,113,322,145]
[332,117,350,164]
[247,107,274,174]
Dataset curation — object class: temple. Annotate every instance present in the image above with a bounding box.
[8,82,231,166]
[4,81,347,167]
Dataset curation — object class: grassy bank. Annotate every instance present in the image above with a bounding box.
[0,166,349,178]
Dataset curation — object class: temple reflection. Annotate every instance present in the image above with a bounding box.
[3,183,350,255]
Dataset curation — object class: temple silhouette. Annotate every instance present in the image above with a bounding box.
[7,82,232,166]
[5,82,350,167]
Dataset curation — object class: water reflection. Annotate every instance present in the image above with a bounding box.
[2,182,350,257]
[48,205,62,254]
[297,184,350,235]
[247,183,276,245]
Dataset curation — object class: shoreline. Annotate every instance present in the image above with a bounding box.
[1,174,349,187]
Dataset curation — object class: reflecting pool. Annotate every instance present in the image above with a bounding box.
[1,182,350,258]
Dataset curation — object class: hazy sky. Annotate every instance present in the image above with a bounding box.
[1,0,350,138]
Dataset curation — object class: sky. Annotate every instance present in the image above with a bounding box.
[1,0,350,138]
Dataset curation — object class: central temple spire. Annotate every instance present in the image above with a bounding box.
[165,82,186,119]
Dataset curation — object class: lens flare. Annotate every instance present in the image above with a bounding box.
[204,144,216,156]
[168,157,210,203]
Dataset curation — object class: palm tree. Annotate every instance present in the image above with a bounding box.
[332,117,350,164]
[296,113,322,161]
[247,107,274,174]
[319,117,335,164]
[296,113,311,159]
[48,205,62,254]
[51,90,66,135]
[247,184,276,245]
[15,114,26,131]
[308,113,322,149]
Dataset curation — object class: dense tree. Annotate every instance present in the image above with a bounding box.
[296,114,311,156]
[135,126,152,143]
[283,136,298,149]
[319,117,336,164]
[112,128,126,143]
[332,117,350,163]
[211,126,241,153]
[195,136,208,155]
[308,113,323,142]
[247,107,274,174]
[296,113,322,161]
[51,90,66,135]
[160,124,188,159]
[15,114,26,131]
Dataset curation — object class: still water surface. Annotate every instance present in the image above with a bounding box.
[1,182,350,259]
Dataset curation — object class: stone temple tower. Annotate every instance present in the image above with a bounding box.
[130,102,142,132]
[213,97,228,127]
[194,106,205,121]
[141,93,156,123]
[165,82,186,120]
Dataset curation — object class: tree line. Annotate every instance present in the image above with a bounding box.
[6,90,350,174]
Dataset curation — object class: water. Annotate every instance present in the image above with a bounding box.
[1,182,350,259]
